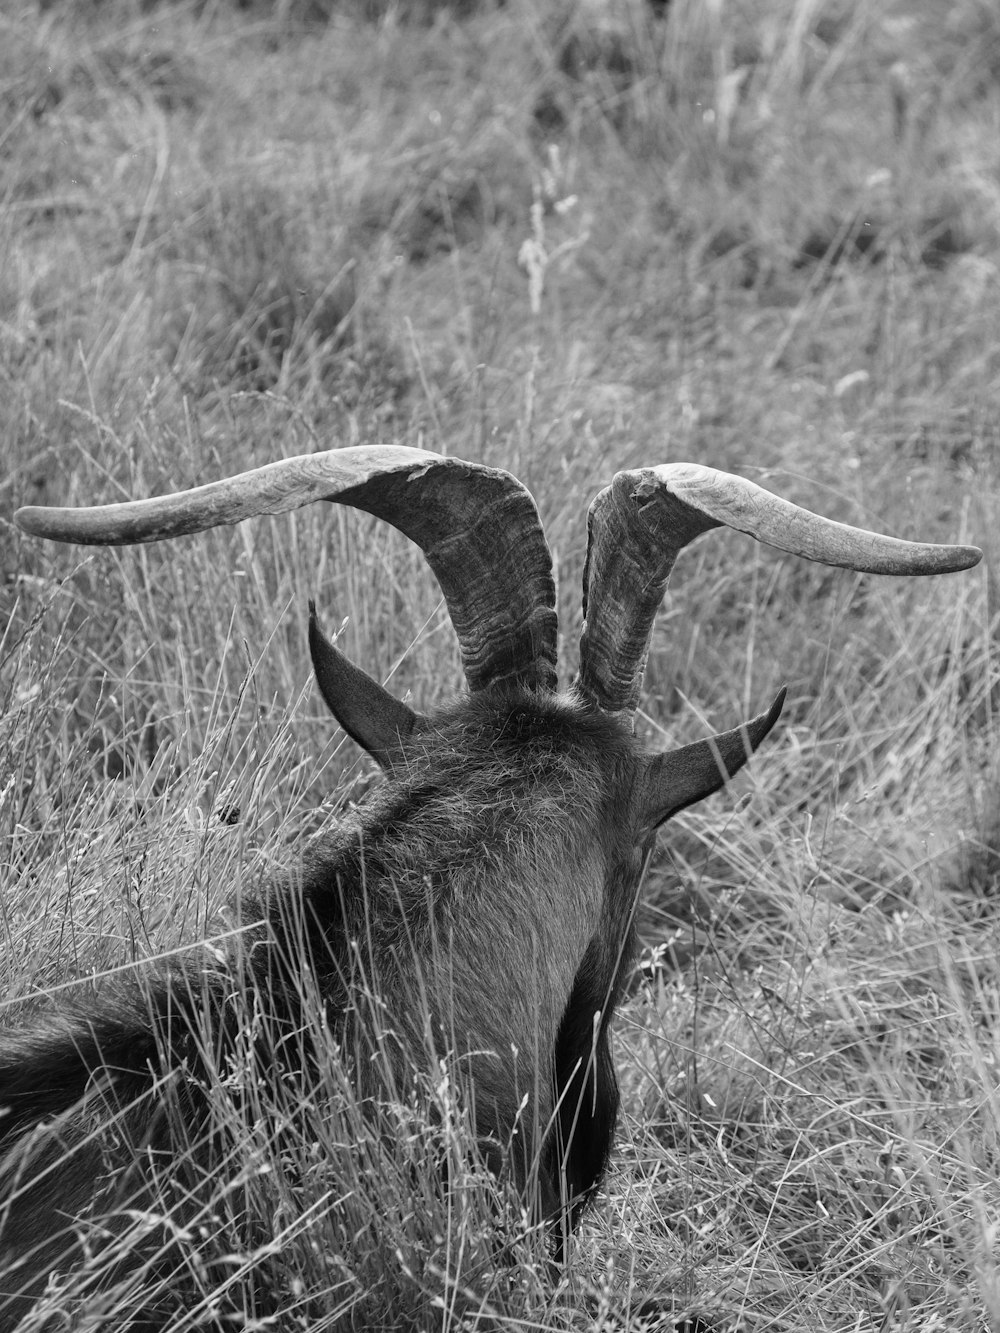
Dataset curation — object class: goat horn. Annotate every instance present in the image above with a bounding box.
[15,447,558,695]
[577,463,982,720]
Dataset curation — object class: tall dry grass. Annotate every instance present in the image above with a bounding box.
[2,0,1000,1326]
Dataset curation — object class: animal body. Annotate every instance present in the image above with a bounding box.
[0,447,981,1326]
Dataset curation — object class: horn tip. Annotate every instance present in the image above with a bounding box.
[955,545,984,572]
[13,506,46,537]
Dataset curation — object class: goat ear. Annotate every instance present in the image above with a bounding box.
[639,687,786,830]
[308,601,423,771]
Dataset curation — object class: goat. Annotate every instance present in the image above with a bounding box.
[2,447,981,1325]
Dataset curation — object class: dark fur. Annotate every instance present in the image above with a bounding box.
[0,686,650,1321]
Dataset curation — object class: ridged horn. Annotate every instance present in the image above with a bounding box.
[15,447,558,695]
[578,463,982,720]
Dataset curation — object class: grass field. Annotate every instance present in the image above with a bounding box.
[2,0,1000,1327]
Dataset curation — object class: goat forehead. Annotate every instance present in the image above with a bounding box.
[334,688,641,842]
[426,686,637,755]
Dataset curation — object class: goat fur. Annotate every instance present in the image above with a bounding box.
[0,685,659,1322]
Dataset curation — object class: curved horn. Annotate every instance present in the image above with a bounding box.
[577,463,982,720]
[14,446,558,695]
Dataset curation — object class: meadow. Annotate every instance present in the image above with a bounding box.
[1,0,1000,1327]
